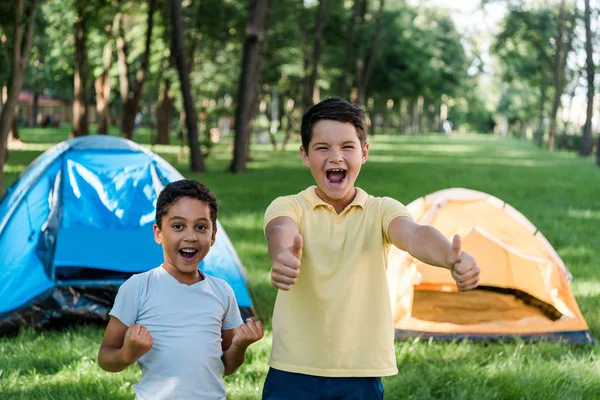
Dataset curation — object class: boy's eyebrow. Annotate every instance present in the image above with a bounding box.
[167,216,211,222]
[312,140,356,147]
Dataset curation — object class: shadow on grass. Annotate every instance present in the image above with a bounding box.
[0,324,105,376]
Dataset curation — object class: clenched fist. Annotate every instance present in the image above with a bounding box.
[448,234,480,291]
[271,234,303,290]
[232,318,264,349]
[121,323,153,364]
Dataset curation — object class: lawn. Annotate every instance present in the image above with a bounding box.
[1,128,599,399]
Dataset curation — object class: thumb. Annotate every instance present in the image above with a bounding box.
[451,234,462,265]
[292,234,303,258]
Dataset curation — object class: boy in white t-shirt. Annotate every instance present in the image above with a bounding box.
[98,180,263,400]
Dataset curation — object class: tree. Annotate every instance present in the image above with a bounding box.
[0,0,38,194]
[305,0,330,106]
[547,0,575,152]
[94,21,114,135]
[493,7,556,146]
[356,0,385,106]
[116,0,157,139]
[338,0,361,99]
[171,0,204,171]
[580,0,594,157]
[72,0,89,137]
[230,0,269,173]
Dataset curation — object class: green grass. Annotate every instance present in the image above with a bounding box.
[1,128,599,399]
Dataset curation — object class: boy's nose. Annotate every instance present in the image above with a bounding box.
[184,233,198,242]
[329,150,343,162]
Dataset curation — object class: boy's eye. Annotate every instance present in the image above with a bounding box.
[343,145,354,149]
[316,147,327,151]
[196,225,207,231]
[172,224,183,230]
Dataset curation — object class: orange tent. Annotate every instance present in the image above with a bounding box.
[387,188,594,344]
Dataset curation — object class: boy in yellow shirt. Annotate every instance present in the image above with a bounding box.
[263,97,480,399]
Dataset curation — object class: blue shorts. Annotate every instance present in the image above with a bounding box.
[262,368,384,400]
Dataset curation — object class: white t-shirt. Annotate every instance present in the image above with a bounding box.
[109,266,243,400]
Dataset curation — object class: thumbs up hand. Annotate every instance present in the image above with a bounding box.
[448,234,480,291]
[271,234,303,291]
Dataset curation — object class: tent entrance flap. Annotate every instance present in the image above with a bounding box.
[412,286,562,325]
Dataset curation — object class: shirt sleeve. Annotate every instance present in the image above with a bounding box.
[381,197,413,244]
[221,283,243,330]
[109,275,142,327]
[263,195,301,234]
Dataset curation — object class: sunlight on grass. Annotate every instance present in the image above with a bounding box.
[558,245,595,261]
[20,142,58,152]
[377,143,484,154]
[573,281,600,297]
[2,164,28,174]
[368,154,552,167]
[220,213,265,232]
[568,208,600,220]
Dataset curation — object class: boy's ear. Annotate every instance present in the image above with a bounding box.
[362,142,369,164]
[153,224,162,244]
[300,146,310,167]
[210,225,217,246]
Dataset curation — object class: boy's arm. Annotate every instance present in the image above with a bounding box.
[221,318,264,375]
[388,216,480,291]
[98,317,153,372]
[266,217,303,290]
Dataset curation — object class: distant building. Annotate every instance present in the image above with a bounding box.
[17,90,72,127]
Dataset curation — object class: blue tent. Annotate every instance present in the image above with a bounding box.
[0,136,254,334]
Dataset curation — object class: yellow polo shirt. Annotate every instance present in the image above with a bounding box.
[264,186,412,377]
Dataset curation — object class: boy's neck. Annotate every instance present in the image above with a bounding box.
[162,264,204,285]
[315,187,357,215]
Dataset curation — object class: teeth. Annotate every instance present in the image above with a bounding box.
[181,249,196,253]
[327,169,346,172]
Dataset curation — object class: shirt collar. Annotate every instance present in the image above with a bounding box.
[302,186,368,211]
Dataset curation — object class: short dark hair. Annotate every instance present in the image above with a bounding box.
[155,180,218,228]
[300,97,367,152]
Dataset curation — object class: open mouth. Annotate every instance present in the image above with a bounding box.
[179,248,199,262]
[326,168,347,187]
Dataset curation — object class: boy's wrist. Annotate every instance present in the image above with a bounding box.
[229,341,250,353]
[118,347,136,366]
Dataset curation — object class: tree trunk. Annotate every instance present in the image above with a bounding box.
[407,99,416,135]
[95,27,113,135]
[230,0,269,173]
[172,0,204,171]
[310,0,330,105]
[72,0,89,138]
[548,0,567,152]
[9,117,19,142]
[0,0,37,194]
[31,92,39,127]
[357,0,385,106]
[580,0,594,157]
[350,0,368,103]
[269,86,279,150]
[282,98,296,150]
[339,0,360,99]
[299,0,311,110]
[416,96,424,133]
[117,0,157,139]
[156,78,173,145]
[596,136,600,167]
[535,79,547,147]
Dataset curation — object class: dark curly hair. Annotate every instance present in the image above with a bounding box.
[155,180,218,228]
